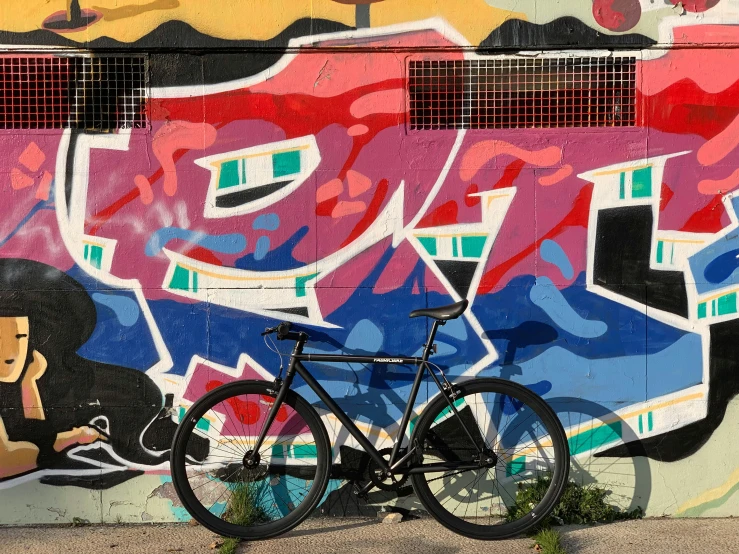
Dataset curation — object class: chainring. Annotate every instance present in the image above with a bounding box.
[367,447,410,492]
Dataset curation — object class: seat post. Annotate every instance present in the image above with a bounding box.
[422,319,443,362]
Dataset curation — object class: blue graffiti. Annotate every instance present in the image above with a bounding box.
[92,293,141,327]
[0,201,54,248]
[501,380,553,415]
[254,236,271,261]
[511,333,702,403]
[476,273,691,364]
[540,239,574,279]
[691,232,739,294]
[530,276,607,338]
[704,249,739,284]
[235,226,309,271]
[68,266,159,371]
[439,316,468,340]
[253,213,280,231]
[145,227,247,256]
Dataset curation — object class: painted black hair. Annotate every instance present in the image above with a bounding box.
[0,257,97,353]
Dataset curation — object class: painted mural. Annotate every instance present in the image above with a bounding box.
[2,0,739,523]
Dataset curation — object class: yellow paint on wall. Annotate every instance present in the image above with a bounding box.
[676,466,739,516]
[0,0,354,42]
[371,0,525,45]
[0,0,522,45]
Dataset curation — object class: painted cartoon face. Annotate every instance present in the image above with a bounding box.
[0,317,29,383]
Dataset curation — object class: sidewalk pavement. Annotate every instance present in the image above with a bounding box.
[0,516,736,554]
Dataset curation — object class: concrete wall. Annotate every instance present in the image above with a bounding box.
[0,0,739,523]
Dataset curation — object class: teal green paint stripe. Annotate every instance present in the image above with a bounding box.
[434,398,466,423]
[506,456,526,477]
[273,150,301,178]
[568,422,622,456]
[417,236,437,256]
[461,235,487,258]
[647,412,653,432]
[698,302,707,319]
[638,414,643,434]
[291,444,318,458]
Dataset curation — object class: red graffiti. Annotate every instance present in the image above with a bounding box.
[479,184,593,293]
[417,201,458,229]
[680,195,727,233]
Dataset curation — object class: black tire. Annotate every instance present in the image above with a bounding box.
[170,380,331,540]
[410,378,569,540]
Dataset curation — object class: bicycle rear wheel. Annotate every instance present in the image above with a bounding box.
[410,378,569,540]
[170,380,331,540]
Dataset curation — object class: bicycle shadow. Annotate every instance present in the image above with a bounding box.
[511,396,652,516]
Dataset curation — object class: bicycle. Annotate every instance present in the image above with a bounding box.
[170,299,569,540]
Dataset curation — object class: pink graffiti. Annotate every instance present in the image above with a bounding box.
[10,168,34,190]
[151,121,217,197]
[538,165,574,186]
[36,172,53,201]
[134,175,155,205]
[18,142,45,172]
[347,124,369,136]
[641,26,739,96]
[350,88,406,119]
[698,169,739,195]
[332,200,367,218]
[698,112,739,166]
[347,170,372,197]
[317,178,344,203]
[460,141,562,182]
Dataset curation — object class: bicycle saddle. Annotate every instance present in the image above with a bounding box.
[409,299,469,321]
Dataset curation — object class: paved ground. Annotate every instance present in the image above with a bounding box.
[0,516,737,553]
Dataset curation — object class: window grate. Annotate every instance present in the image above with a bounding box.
[0,54,147,130]
[408,56,637,130]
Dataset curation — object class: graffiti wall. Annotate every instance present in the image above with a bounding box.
[2,0,739,522]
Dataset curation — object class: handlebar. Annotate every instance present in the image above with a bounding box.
[261,321,307,341]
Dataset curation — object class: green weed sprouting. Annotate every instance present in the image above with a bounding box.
[219,481,270,554]
[532,527,567,554]
[506,475,644,527]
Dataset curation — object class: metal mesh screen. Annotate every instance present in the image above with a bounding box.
[0,54,147,130]
[408,56,637,130]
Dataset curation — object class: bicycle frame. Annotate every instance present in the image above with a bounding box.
[251,320,487,479]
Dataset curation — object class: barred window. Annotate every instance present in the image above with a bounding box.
[0,55,147,130]
[408,56,637,130]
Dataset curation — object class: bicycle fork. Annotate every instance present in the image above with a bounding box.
[247,337,306,467]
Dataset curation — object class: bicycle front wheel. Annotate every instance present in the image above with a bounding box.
[410,378,569,540]
[170,380,331,540]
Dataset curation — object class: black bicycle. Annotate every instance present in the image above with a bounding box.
[170,300,569,540]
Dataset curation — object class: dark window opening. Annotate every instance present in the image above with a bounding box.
[0,55,147,130]
[408,56,637,130]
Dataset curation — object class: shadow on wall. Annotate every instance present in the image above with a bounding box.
[315,398,651,517]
